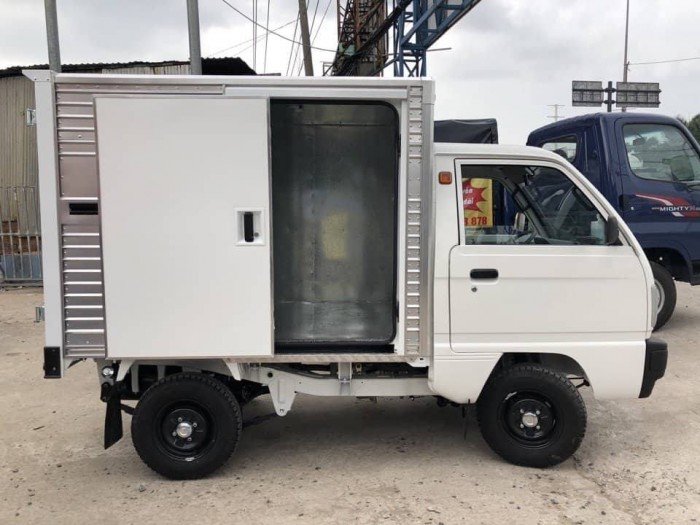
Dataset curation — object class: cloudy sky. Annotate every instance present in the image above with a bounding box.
[1,0,698,142]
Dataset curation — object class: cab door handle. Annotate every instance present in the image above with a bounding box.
[470,268,499,280]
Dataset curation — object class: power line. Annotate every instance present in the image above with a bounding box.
[630,56,700,66]
[236,27,273,56]
[253,0,258,71]
[286,13,300,75]
[311,0,333,45]
[308,0,321,38]
[206,18,296,57]
[219,0,336,53]
[263,0,271,73]
[290,3,307,76]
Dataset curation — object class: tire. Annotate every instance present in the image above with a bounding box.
[650,261,676,331]
[476,364,586,468]
[131,372,242,480]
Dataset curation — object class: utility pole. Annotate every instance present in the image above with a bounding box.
[622,0,630,111]
[186,0,202,75]
[297,0,314,76]
[547,104,565,122]
[604,81,615,113]
[44,0,61,72]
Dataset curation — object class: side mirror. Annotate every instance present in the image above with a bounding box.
[606,216,620,245]
[514,212,529,233]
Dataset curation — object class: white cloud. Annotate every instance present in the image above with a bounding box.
[0,0,697,141]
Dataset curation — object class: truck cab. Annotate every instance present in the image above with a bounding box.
[528,113,700,328]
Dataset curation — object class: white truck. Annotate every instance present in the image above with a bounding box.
[29,71,667,479]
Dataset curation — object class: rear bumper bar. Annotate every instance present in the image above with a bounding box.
[639,338,668,398]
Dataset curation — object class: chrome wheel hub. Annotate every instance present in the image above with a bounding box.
[175,421,193,439]
[521,411,539,428]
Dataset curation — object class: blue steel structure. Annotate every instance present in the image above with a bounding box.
[329,0,483,77]
[392,0,482,77]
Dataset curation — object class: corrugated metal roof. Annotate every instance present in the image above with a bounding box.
[0,57,256,78]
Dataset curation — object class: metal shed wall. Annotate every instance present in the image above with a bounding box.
[0,76,41,282]
[0,75,38,190]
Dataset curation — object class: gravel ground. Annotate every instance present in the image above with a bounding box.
[1,286,699,525]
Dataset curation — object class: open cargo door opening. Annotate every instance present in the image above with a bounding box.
[96,97,273,359]
[270,101,399,351]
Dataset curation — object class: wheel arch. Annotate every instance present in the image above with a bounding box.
[644,246,691,282]
[489,352,586,384]
[113,359,241,398]
[492,347,644,400]
[430,352,590,405]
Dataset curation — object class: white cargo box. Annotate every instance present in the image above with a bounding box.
[32,72,435,365]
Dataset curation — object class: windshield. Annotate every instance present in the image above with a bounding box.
[623,123,700,183]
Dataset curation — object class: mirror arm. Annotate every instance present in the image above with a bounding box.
[606,216,620,245]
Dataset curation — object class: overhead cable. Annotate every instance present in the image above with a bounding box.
[206,18,296,57]
[630,56,700,66]
[220,0,336,52]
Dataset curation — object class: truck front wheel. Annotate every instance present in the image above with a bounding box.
[650,261,676,331]
[131,372,242,479]
[476,364,586,468]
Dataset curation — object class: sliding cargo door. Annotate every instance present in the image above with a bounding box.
[96,97,273,359]
[270,101,399,348]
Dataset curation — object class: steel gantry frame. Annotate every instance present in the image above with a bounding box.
[329,0,483,77]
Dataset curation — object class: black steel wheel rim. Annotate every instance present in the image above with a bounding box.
[499,391,558,447]
[155,402,216,461]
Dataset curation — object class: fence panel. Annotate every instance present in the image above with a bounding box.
[0,186,42,284]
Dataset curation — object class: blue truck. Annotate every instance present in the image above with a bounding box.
[528,113,700,329]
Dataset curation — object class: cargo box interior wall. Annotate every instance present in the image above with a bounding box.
[270,101,399,350]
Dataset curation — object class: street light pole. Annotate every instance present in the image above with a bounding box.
[187,0,202,75]
[297,0,314,76]
[622,0,630,112]
[623,0,630,82]
[44,0,61,72]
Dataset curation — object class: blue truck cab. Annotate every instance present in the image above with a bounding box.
[528,112,700,329]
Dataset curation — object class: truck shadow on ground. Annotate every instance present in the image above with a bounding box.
[224,395,496,473]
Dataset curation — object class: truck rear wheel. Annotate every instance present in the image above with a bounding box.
[650,261,676,331]
[131,372,242,479]
[476,364,586,468]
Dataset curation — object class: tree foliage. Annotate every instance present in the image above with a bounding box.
[678,114,700,143]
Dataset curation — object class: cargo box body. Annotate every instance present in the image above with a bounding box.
[31,72,435,367]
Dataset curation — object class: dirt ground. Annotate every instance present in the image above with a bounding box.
[1,287,699,525]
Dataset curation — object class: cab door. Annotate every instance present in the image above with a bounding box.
[615,119,700,263]
[449,159,648,354]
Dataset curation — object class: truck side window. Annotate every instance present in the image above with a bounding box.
[461,165,607,246]
[623,124,700,183]
[541,136,578,163]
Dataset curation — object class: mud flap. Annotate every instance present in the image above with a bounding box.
[102,382,123,449]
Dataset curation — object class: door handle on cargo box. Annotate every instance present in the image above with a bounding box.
[243,212,255,242]
[236,209,265,246]
[470,268,499,280]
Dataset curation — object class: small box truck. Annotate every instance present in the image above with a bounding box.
[528,113,700,330]
[29,71,667,479]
